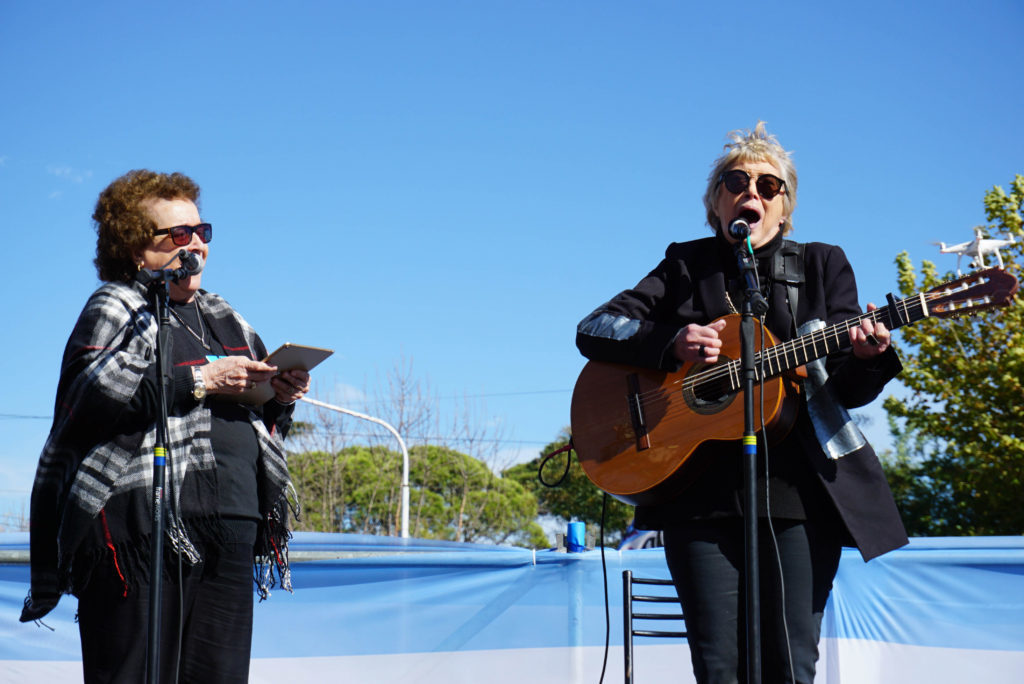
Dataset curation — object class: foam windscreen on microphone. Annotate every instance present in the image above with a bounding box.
[728,217,750,240]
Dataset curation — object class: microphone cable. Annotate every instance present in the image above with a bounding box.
[532,444,610,684]
[748,259,797,684]
[535,443,612,684]
[736,237,796,683]
[597,492,610,684]
[538,441,573,488]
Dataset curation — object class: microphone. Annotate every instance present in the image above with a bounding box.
[729,218,768,314]
[728,217,750,240]
[167,251,203,282]
[136,251,204,285]
[178,250,203,276]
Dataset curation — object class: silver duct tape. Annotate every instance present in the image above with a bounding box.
[798,319,867,459]
[577,311,641,340]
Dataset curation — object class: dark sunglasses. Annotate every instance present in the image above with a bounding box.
[153,223,213,246]
[718,169,786,200]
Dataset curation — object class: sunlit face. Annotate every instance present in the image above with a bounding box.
[136,198,209,303]
[714,159,788,249]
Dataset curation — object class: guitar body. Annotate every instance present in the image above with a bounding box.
[570,315,801,506]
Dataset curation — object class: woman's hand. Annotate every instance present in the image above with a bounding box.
[271,369,310,405]
[673,318,728,364]
[849,303,892,359]
[201,356,278,395]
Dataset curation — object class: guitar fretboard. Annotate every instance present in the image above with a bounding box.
[713,292,929,392]
[666,266,1013,399]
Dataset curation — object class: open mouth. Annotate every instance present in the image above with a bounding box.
[738,209,761,225]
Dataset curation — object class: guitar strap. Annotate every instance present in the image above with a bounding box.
[773,239,866,459]
[772,239,805,335]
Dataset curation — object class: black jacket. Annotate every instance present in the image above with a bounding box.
[576,233,908,561]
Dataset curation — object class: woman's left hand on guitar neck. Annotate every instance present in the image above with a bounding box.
[850,303,891,359]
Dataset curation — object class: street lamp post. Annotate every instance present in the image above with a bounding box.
[299,396,411,539]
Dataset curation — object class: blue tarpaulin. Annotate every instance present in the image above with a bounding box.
[2,533,1022,682]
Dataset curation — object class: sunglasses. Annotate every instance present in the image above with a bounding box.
[718,170,786,200]
[153,223,213,246]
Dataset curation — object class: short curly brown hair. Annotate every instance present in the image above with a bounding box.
[93,170,201,282]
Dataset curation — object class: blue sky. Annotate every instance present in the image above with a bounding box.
[2,1,1022,523]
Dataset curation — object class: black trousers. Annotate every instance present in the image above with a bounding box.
[663,518,842,684]
[77,528,256,684]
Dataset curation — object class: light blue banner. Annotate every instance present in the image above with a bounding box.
[3,534,1023,683]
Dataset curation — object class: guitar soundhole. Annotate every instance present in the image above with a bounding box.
[682,359,737,415]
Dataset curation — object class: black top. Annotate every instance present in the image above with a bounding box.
[168,299,261,522]
[129,299,262,522]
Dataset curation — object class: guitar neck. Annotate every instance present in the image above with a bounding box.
[742,290,929,380]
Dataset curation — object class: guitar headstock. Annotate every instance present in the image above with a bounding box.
[926,267,1020,317]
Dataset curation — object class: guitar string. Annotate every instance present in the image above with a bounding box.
[579,277,994,434]
[634,278,988,411]
[663,269,993,405]
[630,293,938,409]
[671,303,912,397]
[579,293,900,431]
[632,307,887,404]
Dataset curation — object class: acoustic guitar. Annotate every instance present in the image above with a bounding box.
[570,268,1019,506]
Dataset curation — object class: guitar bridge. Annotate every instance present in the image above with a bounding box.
[626,373,651,451]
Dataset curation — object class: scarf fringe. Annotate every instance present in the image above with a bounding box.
[253,486,299,600]
[64,515,227,597]
[166,518,203,565]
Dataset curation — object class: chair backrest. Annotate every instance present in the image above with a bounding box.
[622,570,687,684]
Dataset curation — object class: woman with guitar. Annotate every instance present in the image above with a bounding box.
[575,122,908,683]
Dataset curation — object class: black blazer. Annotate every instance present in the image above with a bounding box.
[576,233,908,561]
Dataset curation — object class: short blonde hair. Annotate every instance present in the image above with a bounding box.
[702,121,797,235]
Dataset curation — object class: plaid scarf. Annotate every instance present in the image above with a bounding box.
[22,280,296,622]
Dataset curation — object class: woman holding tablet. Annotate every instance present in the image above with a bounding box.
[22,169,309,683]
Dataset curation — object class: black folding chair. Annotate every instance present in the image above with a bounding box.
[622,570,687,684]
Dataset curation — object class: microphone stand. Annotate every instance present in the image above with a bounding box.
[734,237,768,684]
[135,251,195,684]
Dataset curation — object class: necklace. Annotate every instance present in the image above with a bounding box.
[726,259,774,316]
[724,290,739,315]
[725,280,774,316]
[169,299,212,351]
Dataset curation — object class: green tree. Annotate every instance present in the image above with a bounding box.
[285,355,549,546]
[882,174,1024,535]
[504,429,634,545]
[289,444,549,548]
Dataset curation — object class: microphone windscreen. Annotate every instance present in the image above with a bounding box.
[728,218,750,240]
[186,253,204,275]
[177,250,203,275]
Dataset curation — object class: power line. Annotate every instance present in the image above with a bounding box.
[310,389,570,408]
[291,428,552,447]
[1,418,560,448]
[0,387,573,422]
[436,389,570,400]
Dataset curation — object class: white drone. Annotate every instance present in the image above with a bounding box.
[935,227,1016,274]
